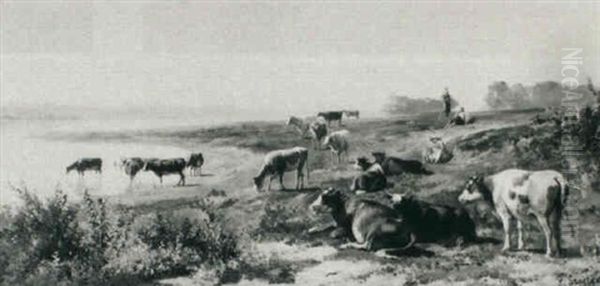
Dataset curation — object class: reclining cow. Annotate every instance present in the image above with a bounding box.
[458,169,569,257]
[310,188,416,257]
[66,158,102,176]
[372,152,432,175]
[253,147,309,192]
[386,192,477,245]
[350,157,391,194]
[143,158,187,186]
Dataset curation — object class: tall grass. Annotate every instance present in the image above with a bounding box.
[0,188,241,285]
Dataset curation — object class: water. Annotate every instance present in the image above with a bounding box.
[0,119,201,206]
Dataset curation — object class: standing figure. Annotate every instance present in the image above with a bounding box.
[442,87,452,117]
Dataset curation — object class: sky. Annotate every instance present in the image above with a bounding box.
[1,1,599,119]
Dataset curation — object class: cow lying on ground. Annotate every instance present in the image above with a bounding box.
[343,110,360,119]
[386,192,477,245]
[323,130,350,164]
[66,158,102,176]
[351,157,391,194]
[423,137,453,164]
[372,152,432,175]
[187,152,204,176]
[458,169,569,257]
[143,158,186,186]
[253,146,309,192]
[310,188,416,256]
[317,111,343,127]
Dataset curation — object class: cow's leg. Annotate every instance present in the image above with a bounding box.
[535,215,553,257]
[340,240,371,250]
[517,220,525,250]
[498,210,512,252]
[179,171,185,186]
[279,173,286,190]
[549,208,562,256]
[267,176,273,191]
[159,175,163,184]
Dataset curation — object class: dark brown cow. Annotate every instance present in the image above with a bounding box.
[372,152,432,176]
[350,157,390,193]
[143,158,186,186]
[386,193,477,245]
[187,153,204,176]
[310,188,416,257]
[66,158,102,176]
[317,111,343,127]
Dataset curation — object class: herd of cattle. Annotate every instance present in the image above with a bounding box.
[65,152,204,186]
[66,109,572,258]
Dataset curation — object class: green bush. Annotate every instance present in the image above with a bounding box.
[0,188,241,285]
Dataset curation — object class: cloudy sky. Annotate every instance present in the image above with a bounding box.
[1,1,598,118]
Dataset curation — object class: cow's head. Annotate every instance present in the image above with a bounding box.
[310,188,343,214]
[384,191,415,207]
[353,157,372,171]
[458,174,485,203]
[253,176,264,192]
[371,152,386,164]
[321,136,331,150]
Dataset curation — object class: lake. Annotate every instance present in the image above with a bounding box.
[0,119,206,206]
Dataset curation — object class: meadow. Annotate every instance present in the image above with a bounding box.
[1,108,599,285]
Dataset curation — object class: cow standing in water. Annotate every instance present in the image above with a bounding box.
[187,153,204,176]
[143,158,187,186]
[66,158,102,176]
[253,146,309,192]
[458,169,569,257]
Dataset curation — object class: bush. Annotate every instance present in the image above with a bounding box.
[0,188,242,285]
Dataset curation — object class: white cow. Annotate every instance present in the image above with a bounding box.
[458,169,569,257]
[253,147,309,192]
[322,130,350,164]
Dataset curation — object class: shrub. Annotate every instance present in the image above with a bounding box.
[0,188,242,285]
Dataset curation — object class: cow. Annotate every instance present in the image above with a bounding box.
[143,158,187,186]
[66,158,102,176]
[120,157,146,183]
[343,110,360,119]
[317,111,344,127]
[423,137,453,164]
[350,157,390,194]
[322,130,350,164]
[187,153,204,176]
[287,116,310,135]
[309,188,416,257]
[458,169,569,257]
[386,192,477,245]
[307,118,328,149]
[253,146,309,192]
[372,152,432,175]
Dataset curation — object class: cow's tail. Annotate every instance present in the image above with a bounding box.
[554,177,569,207]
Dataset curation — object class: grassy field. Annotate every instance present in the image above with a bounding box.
[32,109,600,285]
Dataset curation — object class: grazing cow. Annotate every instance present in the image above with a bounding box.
[143,158,187,186]
[343,110,360,119]
[66,158,102,176]
[310,188,416,256]
[458,169,569,257]
[386,193,477,244]
[253,146,309,192]
[350,157,390,193]
[187,152,204,176]
[307,118,328,149]
[287,116,310,135]
[323,130,350,164]
[372,152,432,175]
[317,111,344,127]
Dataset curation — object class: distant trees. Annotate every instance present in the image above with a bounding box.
[385,93,458,115]
[485,80,597,110]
